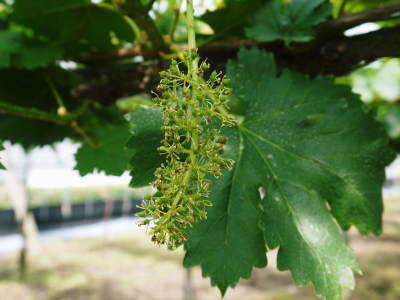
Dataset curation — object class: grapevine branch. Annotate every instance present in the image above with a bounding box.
[69,1,400,105]
[71,23,400,103]
[4,2,400,106]
[320,1,400,34]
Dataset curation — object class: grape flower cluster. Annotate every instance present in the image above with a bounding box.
[137,50,235,249]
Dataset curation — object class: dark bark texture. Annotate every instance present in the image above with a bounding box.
[71,2,400,104]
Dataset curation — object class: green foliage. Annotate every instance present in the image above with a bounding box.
[0,31,22,67]
[0,67,77,147]
[0,67,77,110]
[75,123,131,176]
[184,48,394,298]
[127,106,164,188]
[0,117,72,149]
[339,0,398,13]
[12,0,136,53]
[127,48,395,298]
[378,104,400,139]
[202,0,266,39]
[0,30,63,69]
[246,0,332,43]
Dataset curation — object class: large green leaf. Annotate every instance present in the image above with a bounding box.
[126,107,164,188]
[183,48,394,298]
[12,0,135,52]
[183,127,268,295]
[246,0,332,43]
[74,123,131,176]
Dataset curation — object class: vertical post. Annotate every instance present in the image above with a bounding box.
[2,148,40,278]
[186,0,196,50]
[183,267,195,300]
[186,0,198,76]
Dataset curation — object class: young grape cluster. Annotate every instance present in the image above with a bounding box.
[137,50,235,249]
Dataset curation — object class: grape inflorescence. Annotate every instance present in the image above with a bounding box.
[137,50,235,249]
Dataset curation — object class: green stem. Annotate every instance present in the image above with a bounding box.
[338,0,348,16]
[186,0,196,50]
[0,101,90,125]
[186,0,198,77]
[44,74,67,114]
[70,120,97,148]
[161,0,201,223]
[0,102,69,124]
[169,0,182,41]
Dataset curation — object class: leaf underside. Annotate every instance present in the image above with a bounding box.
[74,123,131,176]
[0,30,63,69]
[127,107,164,188]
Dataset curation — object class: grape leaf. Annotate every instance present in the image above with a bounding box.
[0,67,78,110]
[126,107,164,188]
[0,29,63,69]
[0,67,78,148]
[0,116,73,149]
[183,127,268,295]
[0,142,5,169]
[12,0,135,52]
[0,31,21,67]
[246,0,332,43]
[183,48,395,298]
[74,123,131,176]
[201,0,265,39]
[13,40,63,69]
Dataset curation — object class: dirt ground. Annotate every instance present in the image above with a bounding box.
[0,196,399,300]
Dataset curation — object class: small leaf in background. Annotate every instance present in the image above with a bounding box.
[377,103,400,139]
[246,0,332,43]
[126,106,164,188]
[184,48,395,298]
[201,0,265,39]
[75,123,131,176]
